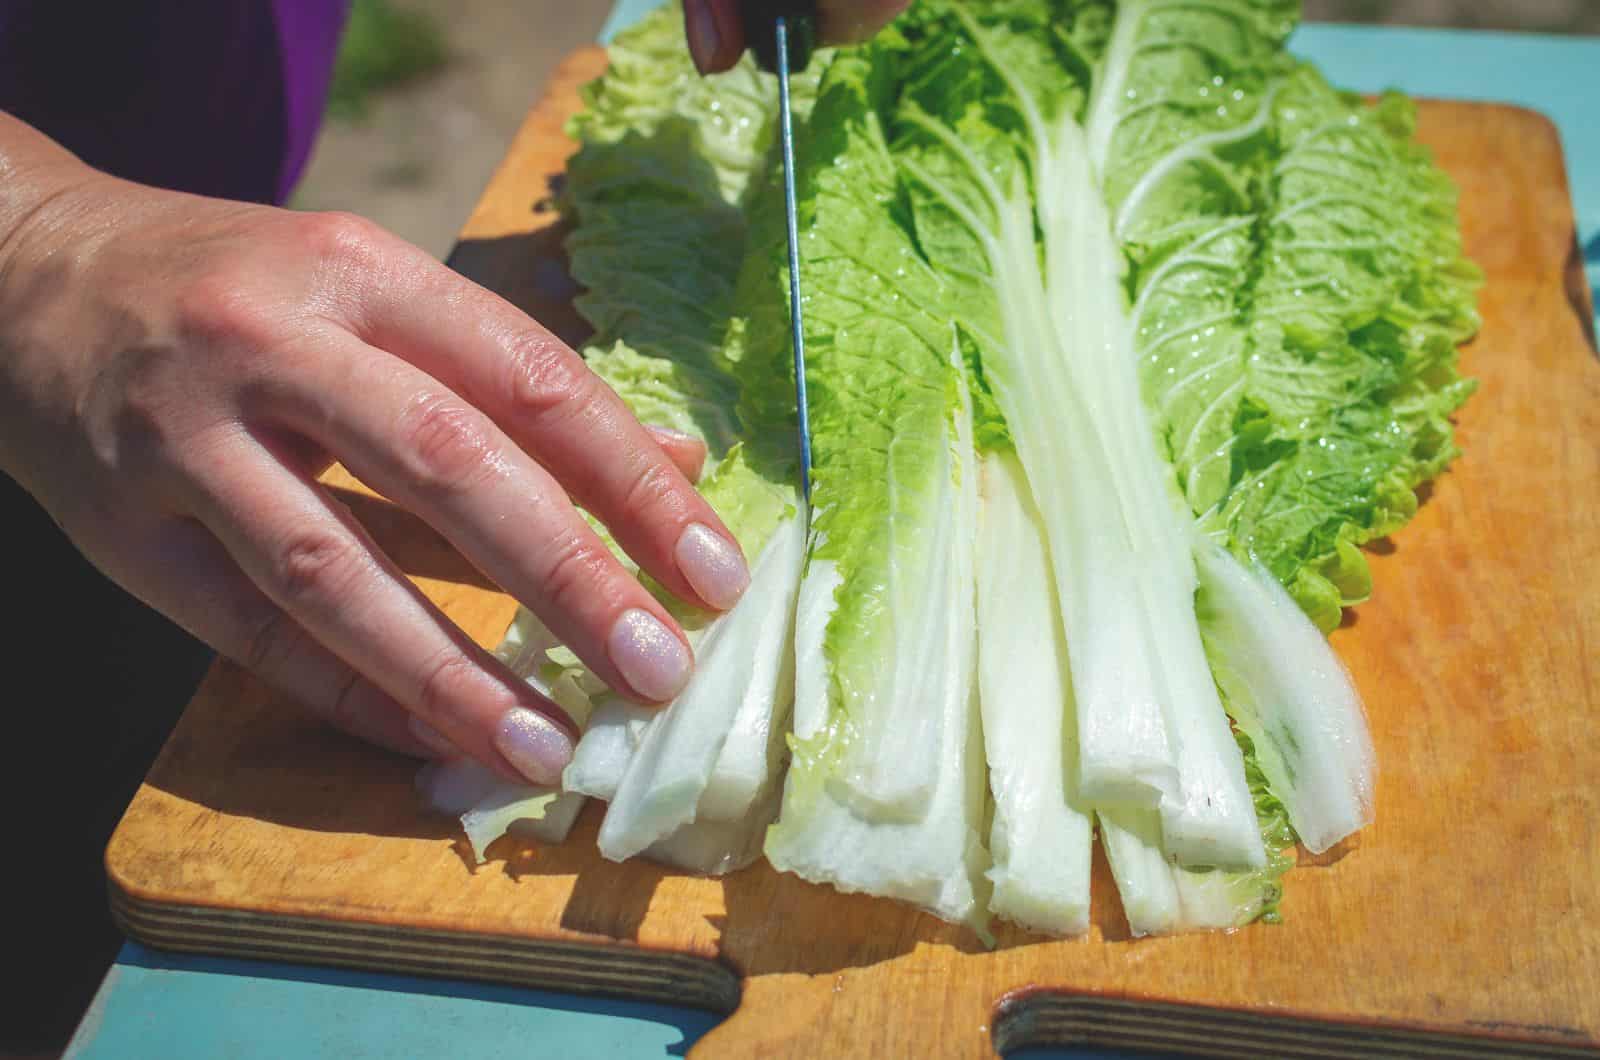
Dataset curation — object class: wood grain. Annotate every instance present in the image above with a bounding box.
[106,48,1600,1058]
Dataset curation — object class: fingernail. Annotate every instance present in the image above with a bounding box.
[408,715,458,757]
[685,0,720,74]
[608,608,693,702]
[648,424,697,442]
[492,708,574,786]
[676,522,750,610]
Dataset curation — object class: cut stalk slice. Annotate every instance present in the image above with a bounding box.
[645,776,785,876]
[983,171,1179,811]
[1194,536,1377,853]
[765,351,990,931]
[789,553,842,744]
[416,758,501,816]
[1100,806,1288,937]
[830,432,959,821]
[1038,118,1263,870]
[977,450,1093,937]
[419,758,588,865]
[563,697,652,802]
[596,514,805,861]
[1098,809,1181,937]
[698,555,801,822]
[1172,860,1282,931]
[463,788,588,862]
[1152,605,1268,870]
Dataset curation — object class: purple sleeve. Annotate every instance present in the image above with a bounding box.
[272,0,349,203]
[0,0,349,206]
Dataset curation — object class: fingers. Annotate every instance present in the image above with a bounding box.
[685,0,912,74]
[130,518,452,763]
[685,0,741,74]
[343,253,750,617]
[241,338,697,706]
[179,434,581,785]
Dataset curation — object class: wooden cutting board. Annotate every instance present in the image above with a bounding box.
[106,48,1600,1058]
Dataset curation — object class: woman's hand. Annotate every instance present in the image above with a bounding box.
[0,115,749,786]
[683,0,912,74]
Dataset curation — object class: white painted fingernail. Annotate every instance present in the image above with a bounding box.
[607,608,692,702]
[492,708,573,786]
[408,715,458,756]
[675,523,750,610]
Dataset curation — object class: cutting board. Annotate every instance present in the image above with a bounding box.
[106,48,1600,1058]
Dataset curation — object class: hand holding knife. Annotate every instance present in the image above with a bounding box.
[692,0,907,508]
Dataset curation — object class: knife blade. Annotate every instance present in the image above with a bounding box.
[739,0,817,505]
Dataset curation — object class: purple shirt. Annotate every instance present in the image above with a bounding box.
[0,1,348,205]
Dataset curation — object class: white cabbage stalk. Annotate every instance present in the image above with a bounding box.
[765,350,991,930]
[416,758,501,816]
[1036,136,1262,869]
[830,431,960,821]
[903,12,1263,868]
[563,697,652,801]
[596,514,805,861]
[463,788,588,862]
[415,759,589,864]
[787,553,841,743]
[644,777,785,875]
[1099,809,1277,937]
[695,645,793,821]
[976,450,1093,936]
[1194,536,1377,853]
[1098,810,1182,936]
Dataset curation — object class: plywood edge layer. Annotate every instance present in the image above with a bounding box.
[108,880,740,1014]
[992,994,1599,1059]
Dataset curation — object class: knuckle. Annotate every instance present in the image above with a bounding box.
[414,651,481,723]
[619,458,680,518]
[300,210,383,272]
[505,332,602,423]
[270,529,364,609]
[538,533,614,618]
[396,394,501,493]
[241,607,305,677]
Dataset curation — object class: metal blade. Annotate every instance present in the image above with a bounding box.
[773,16,813,505]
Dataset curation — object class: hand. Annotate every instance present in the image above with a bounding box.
[0,116,749,786]
[684,0,912,75]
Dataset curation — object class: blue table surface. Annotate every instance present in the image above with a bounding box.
[67,12,1599,1060]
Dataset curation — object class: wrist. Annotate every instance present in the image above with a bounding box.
[0,111,107,273]
[0,113,105,489]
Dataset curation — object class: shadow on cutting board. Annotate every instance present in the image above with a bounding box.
[327,486,499,592]
[486,802,1148,981]
[145,668,465,841]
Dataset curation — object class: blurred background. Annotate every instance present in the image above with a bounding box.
[299,0,1600,260]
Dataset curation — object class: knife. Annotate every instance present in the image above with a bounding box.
[738,0,817,506]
